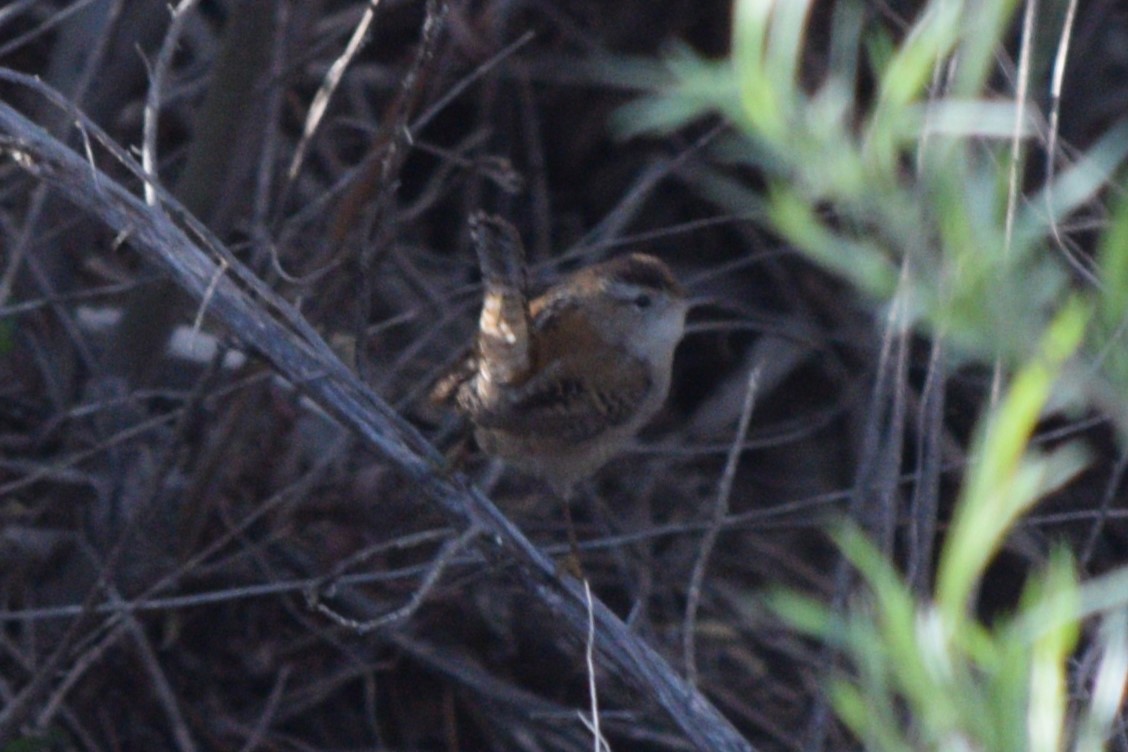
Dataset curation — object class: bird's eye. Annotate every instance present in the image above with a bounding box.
[633,293,652,309]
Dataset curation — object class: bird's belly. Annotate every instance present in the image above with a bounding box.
[475,423,636,495]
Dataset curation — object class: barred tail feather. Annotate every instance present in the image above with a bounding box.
[468,213,530,388]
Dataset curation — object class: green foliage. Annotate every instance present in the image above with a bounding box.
[615,0,1128,383]
[771,526,1128,752]
[936,301,1089,629]
[768,317,1123,751]
[1091,183,1128,423]
[618,0,1128,749]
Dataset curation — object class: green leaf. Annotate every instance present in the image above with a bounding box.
[937,299,1090,625]
[731,0,790,140]
[767,589,838,640]
[767,185,898,297]
[1028,120,1128,230]
[1019,551,1079,752]
[1075,608,1128,752]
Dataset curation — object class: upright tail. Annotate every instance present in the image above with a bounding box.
[468,213,531,389]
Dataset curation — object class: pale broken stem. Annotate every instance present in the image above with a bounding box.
[1002,0,1036,260]
[580,580,611,752]
[143,0,202,207]
[1045,0,1079,191]
[190,256,228,342]
[287,0,382,182]
[1044,0,1096,286]
[683,365,762,686]
[306,525,480,634]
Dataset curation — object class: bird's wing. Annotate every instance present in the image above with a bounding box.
[428,346,477,407]
[465,357,652,442]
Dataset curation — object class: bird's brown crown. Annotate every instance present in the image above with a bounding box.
[599,253,685,299]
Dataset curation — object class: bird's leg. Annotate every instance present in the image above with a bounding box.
[555,486,587,581]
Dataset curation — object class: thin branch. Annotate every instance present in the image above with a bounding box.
[144,0,203,206]
[580,580,611,752]
[1044,0,1095,285]
[237,665,291,752]
[1080,446,1128,570]
[907,337,946,595]
[287,0,383,182]
[411,30,536,134]
[306,525,480,633]
[0,0,100,58]
[1003,0,1037,258]
[124,607,199,752]
[683,366,761,686]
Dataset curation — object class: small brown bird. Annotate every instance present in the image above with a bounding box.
[433,213,689,495]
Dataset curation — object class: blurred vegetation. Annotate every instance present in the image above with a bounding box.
[619,0,1128,749]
